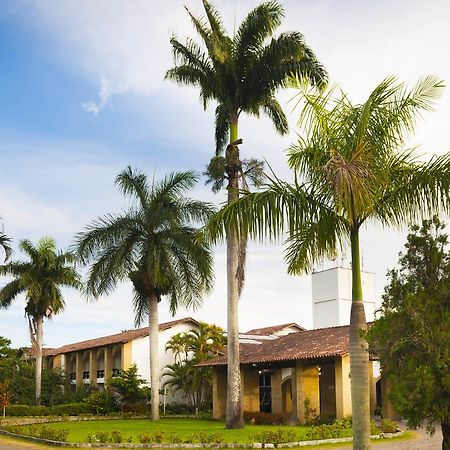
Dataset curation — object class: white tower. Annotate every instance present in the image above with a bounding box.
[312,267,376,329]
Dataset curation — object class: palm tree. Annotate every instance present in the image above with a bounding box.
[0,237,82,405]
[75,167,214,421]
[208,75,450,449]
[166,0,327,428]
[0,223,12,262]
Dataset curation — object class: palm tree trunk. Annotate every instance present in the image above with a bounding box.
[35,316,43,406]
[149,293,160,421]
[442,421,450,450]
[349,228,370,449]
[225,111,244,429]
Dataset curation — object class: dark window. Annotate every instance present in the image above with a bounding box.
[259,372,272,413]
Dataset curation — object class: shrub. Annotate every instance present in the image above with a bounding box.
[86,431,111,443]
[37,426,69,442]
[120,402,148,414]
[251,429,296,446]
[305,422,346,440]
[243,411,285,425]
[4,402,93,416]
[303,399,319,425]
[83,390,119,415]
[163,402,193,415]
[380,419,399,433]
[137,432,151,444]
[49,402,93,416]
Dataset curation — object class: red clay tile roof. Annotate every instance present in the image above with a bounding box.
[245,322,306,335]
[47,317,199,356]
[202,324,350,366]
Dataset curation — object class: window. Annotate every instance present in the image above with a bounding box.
[259,372,272,413]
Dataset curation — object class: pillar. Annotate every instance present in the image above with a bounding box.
[75,352,83,386]
[105,346,113,380]
[292,361,320,424]
[89,349,98,387]
[381,375,401,420]
[212,366,227,419]
[369,361,376,416]
[242,366,260,412]
[335,355,352,419]
[122,342,133,371]
[271,369,283,414]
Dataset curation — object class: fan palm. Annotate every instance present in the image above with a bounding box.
[0,237,82,405]
[166,0,327,428]
[75,167,214,421]
[208,75,450,449]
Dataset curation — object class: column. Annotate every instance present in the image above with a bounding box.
[242,366,259,412]
[212,366,227,419]
[89,349,98,387]
[335,355,352,419]
[271,369,283,414]
[105,346,113,380]
[75,352,83,386]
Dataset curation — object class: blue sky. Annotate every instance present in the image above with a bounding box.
[1,0,450,349]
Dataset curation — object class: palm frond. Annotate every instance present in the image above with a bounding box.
[214,103,230,154]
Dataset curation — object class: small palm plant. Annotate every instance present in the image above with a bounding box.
[75,167,214,420]
[166,0,327,428]
[0,237,82,405]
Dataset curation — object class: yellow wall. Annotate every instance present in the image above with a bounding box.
[335,355,351,419]
[242,367,260,412]
[122,342,133,370]
[212,366,227,419]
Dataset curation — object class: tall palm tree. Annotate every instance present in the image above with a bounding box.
[0,223,12,262]
[166,0,327,428]
[208,76,450,449]
[75,167,214,421]
[0,237,82,405]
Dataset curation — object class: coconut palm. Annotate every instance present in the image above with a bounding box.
[208,75,450,449]
[166,0,327,428]
[0,237,82,405]
[75,167,214,421]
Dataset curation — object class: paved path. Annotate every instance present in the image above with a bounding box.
[0,425,443,449]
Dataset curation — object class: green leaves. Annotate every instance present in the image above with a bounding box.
[75,168,215,324]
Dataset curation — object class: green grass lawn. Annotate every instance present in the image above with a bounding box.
[14,418,351,444]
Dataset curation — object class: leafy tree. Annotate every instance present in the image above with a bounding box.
[0,337,70,406]
[0,238,82,405]
[163,323,225,410]
[166,0,327,428]
[108,364,148,407]
[75,168,214,421]
[367,218,450,450]
[208,76,450,448]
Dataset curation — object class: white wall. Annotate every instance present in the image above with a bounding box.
[312,267,376,329]
[130,322,199,403]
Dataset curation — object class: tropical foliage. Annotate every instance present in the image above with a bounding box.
[367,218,450,450]
[163,323,225,410]
[0,225,11,262]
[75,167,214,420]
[166,0,327,428]
[207,75,450,448]
[0,238,82,405]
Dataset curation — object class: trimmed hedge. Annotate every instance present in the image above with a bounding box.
[5,403,93,417]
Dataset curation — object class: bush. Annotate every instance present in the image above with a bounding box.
[4,402,93,416]
[250,429,296,446]
[305,421,347,440]
[137,432,151,444]
[380,419,399,433]
[83,390,119,415]
[2,425,69,442]
[243,411,286,425]
[163,402,194,415]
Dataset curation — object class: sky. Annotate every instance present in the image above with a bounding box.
[1,0,450,349]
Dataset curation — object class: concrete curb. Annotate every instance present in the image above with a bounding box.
[0,428,405,448]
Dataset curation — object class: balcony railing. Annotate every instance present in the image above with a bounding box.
[82,371,90,380]
[112,368,121,377]
[97,369,105,378]
[70,372,76,381]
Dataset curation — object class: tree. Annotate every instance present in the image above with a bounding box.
[75,168,214,421]
[108,364,148,411]
[0,224,11,262]
[163,322,226,410]
[208,76,450,449]
[166,0,327,428]
[367,218,450,450]
[0,238,82,406]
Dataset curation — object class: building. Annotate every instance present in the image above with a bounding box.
[312,267,376,329]
[47,317,199,402]
[206,323,387,422]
